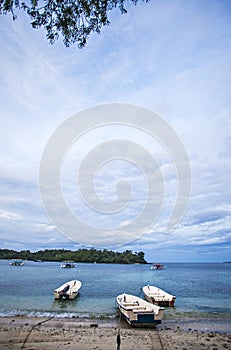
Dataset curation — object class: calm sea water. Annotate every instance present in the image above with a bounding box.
[0,260,230,326]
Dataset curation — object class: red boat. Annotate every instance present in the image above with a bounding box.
[151,263,165,270]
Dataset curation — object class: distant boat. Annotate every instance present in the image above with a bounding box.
[60,262,75,268]
[151,263,165,270]
[10,260,24,266]
[143,285,176,307]
[54,280,82,300]
[116,293,164,327]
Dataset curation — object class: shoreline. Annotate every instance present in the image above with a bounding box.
[1,311,231,333]
[0,316,230,350]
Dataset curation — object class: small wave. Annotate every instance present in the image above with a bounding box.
[0,310,55,318]
[0,309,116,320]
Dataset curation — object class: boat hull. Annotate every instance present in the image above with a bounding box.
[118,306,162,327]
[116,293,164,327]
[144,295,176,307]
[143,285,176,307]
[54,291,78,300]
[10,261,24,266]
[54,280,81,300]
[60,263,75,268]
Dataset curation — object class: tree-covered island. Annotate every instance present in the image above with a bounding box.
[0,248,147,264]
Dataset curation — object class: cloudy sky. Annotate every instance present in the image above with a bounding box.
[0,0,230,262]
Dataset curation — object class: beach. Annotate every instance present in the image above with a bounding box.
[0,316,230,350]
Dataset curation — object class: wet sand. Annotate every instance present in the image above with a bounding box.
[0,316,230,349]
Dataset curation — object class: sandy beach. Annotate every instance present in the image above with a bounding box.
[0,316,230,350]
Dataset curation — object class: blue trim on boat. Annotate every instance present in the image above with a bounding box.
[121,312,161,327]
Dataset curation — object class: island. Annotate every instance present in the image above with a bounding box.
[0,248,147,264]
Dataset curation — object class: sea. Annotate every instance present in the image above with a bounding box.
[0,260,230,332]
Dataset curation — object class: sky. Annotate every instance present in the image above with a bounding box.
[0,0,231,262]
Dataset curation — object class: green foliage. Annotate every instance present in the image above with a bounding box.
[0,247,147,264]
[0,0,148,47]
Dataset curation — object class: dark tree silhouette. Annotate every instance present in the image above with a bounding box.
[0,0,148,47]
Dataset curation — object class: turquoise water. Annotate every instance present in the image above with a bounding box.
[0,260,230,324]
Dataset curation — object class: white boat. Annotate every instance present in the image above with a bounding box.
[116,293,164,327]
[54,280,82,300]
[143,285,176,307]
[10,260,24,266]
[60,262,75,268]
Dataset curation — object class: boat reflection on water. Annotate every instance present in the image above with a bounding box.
[52,297,79,310]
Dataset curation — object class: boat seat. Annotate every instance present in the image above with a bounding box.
[123,302,139,307]
[133,308,154,314]
[133,306,146,311]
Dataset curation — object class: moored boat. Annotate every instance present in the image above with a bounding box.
[116,293,164,327]
[143,285,176,306]
[54,280,82,300]
[60,262,75,268]
[10,260,24,266]
[150,263,165,270]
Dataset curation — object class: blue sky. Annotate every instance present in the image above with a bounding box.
[0,0,231,262]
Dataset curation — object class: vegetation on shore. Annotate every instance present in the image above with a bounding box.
[0,248,147,264]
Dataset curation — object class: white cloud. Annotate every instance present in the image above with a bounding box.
[0,210,21,220]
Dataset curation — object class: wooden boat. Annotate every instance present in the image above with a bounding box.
[150,263,165,270]
[54,280,82,300]
[116,293,164,327]
[60,262,75,268]
[10,260,24,266]
[143,285,176,307]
